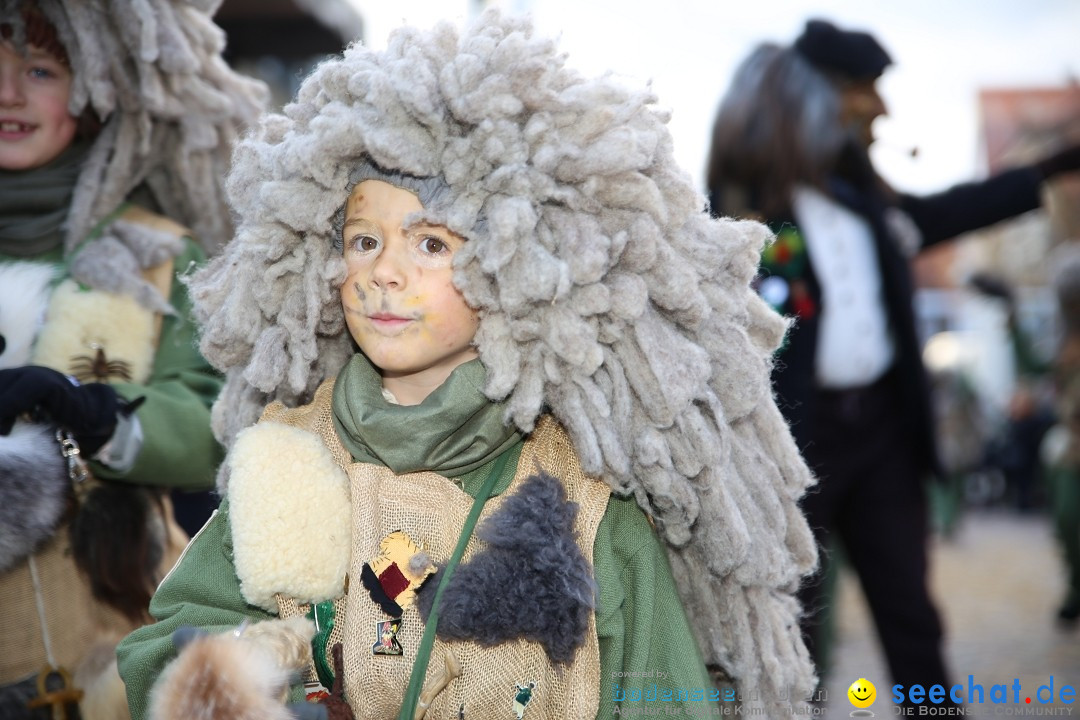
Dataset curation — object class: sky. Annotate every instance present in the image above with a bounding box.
[351,0,1080,195]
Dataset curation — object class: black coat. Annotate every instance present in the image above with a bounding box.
[747,166,1044,481]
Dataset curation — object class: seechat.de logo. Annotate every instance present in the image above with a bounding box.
[849,678,877,717]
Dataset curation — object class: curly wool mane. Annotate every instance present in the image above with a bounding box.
[190,11,817,712]
[1,0,266,257]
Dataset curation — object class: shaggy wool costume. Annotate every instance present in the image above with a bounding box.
[133,10,817,716]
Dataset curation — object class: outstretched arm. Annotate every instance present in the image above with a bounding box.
[900,167,1042,248]
[903,144,1080,249]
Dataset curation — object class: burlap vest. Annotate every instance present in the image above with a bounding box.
[0,206,190,685]
[262,386,610,719]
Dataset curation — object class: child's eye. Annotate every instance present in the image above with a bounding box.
[28,66,57,80]
[420,236,447,254]
[347,234,379,253]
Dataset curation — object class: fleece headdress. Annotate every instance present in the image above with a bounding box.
[189,10,817,712]
[0,0,266,308]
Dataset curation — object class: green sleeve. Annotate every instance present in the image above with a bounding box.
[116,500,275,720]
[593,495,719,717]
[92,240,224,489]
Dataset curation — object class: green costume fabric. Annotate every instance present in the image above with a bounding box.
[0,239,223,490]
[95,239,223,489]
[117,409,715,719]
[333,354,523,477]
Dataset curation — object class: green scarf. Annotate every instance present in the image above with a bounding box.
[332,354,523,478]
[0,141,90,257]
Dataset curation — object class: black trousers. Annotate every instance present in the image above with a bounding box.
[797,373,951,699]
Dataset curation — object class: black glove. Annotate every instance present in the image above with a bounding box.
[0,366,119,455]
[1036,144,1080,181]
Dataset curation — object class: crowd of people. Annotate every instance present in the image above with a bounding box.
[0,2,1076,719]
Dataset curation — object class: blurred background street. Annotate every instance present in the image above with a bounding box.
[822,509,1080,718]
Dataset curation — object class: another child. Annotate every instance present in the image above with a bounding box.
[117,12,816,720]
[0,1,264,717]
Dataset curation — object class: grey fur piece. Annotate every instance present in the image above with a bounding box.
[68,217,188,315]
[0,422,69,573]
[416,472,594,664]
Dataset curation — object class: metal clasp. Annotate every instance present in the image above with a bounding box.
[56,430,89,484]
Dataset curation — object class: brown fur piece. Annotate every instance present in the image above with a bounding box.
[149,617,315,720]
[319,643,355,720]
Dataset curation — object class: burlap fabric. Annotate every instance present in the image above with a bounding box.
[0,496,187,685]
[270,387,608,718]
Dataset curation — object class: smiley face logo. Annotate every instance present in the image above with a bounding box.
[847,677,876,709]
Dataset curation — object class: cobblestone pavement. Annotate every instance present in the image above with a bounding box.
[815,510,1080,720]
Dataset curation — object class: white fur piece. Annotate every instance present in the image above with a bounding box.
[148,617,315,720]
[0,262,56,369]
[31,279,156,383]
[228,422,351,611]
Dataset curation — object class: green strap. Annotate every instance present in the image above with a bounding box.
[396,450,511,720]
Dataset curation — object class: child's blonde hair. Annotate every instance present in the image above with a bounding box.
[190,10,817,712]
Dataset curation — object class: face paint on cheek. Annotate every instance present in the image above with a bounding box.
[353,282,366,302]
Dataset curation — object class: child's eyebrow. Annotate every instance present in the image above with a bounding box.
[409,222,465,241]
[26,48,63,63]
[342,217,377,231]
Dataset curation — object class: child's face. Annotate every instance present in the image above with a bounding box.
[0,40,77,170]
[341,180,480,398]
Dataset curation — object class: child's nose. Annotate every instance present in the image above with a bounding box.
[369,244,406,290]
[0,69,25,107]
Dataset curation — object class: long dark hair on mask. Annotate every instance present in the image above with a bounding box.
[69,483,166,622]
[705,44,848,219]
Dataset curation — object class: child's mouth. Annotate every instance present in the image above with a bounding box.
[0,121,34,137]
[368,312,413,330]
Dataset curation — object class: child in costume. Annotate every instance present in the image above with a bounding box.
[0,1,265,717]
[117,12,817,720]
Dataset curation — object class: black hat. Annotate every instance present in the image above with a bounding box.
[794,19,892,81]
